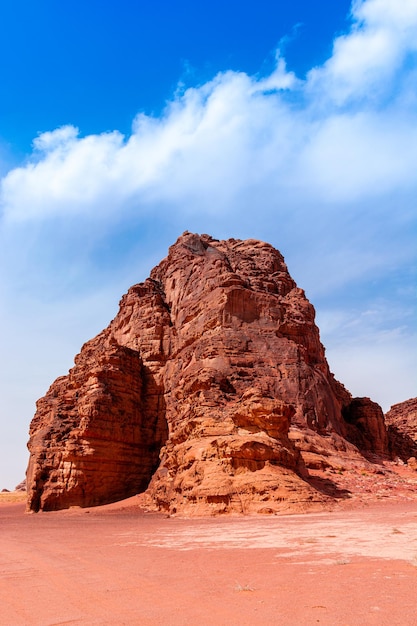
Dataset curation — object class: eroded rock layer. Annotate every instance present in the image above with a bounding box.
[27,233,391,514]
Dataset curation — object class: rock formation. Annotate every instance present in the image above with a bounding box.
[342,397,388,456]
[385,398,417,462]
[27,233,391,514]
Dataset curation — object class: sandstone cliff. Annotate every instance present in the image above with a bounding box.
[385,398,417,462]
[27,233,391,514]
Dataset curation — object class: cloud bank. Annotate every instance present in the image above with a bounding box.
[1,0,416,225]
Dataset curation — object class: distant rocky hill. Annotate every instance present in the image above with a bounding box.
[385,398,417,461]
[26,233,416,514]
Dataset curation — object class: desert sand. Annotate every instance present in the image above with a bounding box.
[1,495,417,625]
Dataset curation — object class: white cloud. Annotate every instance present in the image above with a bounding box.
[33,124,79,152]
[0,2,415,227]
[355,0,417,31]
[2,128,127,220]
[254,54,299,92]
[308,0,417,105]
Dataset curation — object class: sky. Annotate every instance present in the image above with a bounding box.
[0,0,416,489]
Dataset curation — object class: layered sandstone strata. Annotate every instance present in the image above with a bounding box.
[27,233,391,514]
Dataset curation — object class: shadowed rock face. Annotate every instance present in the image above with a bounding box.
[26,233,391,514]
[385,398,417,462]
[342,397,388,456]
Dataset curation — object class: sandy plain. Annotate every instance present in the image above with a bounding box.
[1,493,417,626]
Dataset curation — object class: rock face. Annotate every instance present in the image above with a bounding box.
[342,397,388,456]
[385,398,417,462]
[27,233,391,514]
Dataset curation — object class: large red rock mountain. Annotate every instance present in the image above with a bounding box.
[27,233,396,514]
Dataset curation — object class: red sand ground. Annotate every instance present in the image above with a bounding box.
[1,496,417,625]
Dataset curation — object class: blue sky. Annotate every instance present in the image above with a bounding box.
[0,0,352,157]
[0,0,416,489]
